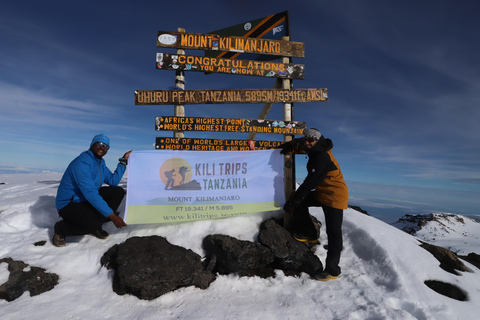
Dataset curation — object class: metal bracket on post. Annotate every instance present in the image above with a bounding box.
[246,78,282,141]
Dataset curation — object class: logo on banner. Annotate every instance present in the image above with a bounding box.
[158,157,249,191]
[159,157,199,190]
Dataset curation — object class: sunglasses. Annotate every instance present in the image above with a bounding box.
[94,142,110,150]
[304,137,317,143]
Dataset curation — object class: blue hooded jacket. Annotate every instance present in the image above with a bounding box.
[55,149,126,217]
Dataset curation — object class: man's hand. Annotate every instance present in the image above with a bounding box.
[283,199,298,215]
[109,212,127,228]
[123,150,133,160]
[279,140,297,154]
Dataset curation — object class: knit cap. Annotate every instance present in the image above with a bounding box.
[90,134,110,147]
[304,128,322,141]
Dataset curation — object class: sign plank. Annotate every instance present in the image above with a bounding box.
[157,31,304,58]
[155,117,306,135]
[156,53,304,79]
[155,137,283,151]
[135,88,328,105]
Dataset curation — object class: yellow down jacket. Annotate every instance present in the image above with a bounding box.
[291,137,349,210]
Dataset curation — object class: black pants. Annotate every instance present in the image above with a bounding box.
[56,186,125,237]
[290,192,343,276]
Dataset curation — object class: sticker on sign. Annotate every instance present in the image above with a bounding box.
[158,34,177,45]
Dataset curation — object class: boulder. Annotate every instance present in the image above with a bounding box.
[258,219,323,276]
[0,257,59,302]
[458,252,480,269]
[203,234,275,277]
[101,236,216,300]
[424,280,467,301]
[420,241,469,274]
[101,219,327,298]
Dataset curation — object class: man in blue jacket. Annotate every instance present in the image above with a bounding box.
[53,134,132,247]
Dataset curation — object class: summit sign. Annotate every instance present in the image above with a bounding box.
[156,31,304,58]
[135,88,328,105]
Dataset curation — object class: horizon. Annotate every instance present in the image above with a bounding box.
[1,166,478,225]
[1,1,480,219]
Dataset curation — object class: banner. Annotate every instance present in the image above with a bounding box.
[125,149,285,224]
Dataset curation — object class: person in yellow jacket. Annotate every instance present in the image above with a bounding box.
[281,128,348,281]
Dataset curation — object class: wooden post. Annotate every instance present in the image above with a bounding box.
[174,28,186,139]
[246,78,282,141]
[282,36,295,229]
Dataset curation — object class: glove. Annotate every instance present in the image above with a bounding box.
[279,140,298,154]
[283,198,300,215]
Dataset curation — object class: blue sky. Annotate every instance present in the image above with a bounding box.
[1,0,479,220]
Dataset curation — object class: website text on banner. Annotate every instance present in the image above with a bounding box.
[125,150,285,224]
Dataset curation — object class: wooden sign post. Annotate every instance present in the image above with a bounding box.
[135,88,327,105]
[157,30,305,58]
[155,116,306,134]
[155,137,284,151]
[136,13,328,223]
[174,28,186,139]
[282,36,294,229]
[156,52,305,79]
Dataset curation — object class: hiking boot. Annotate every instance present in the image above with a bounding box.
[52,221,66,247]
[90,229,109,240]
[313,272,339,281]
[52,233,66,247]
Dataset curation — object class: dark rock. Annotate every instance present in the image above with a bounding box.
[419,242,469,275]
[202,234,275,277]
[34,241,46,246]
[258,219,323,276]
[310,215,322,239]
[458,252,480,269]
[0,257,59,302]
[394,214,434,235]
[424,280,467,301]
[393,213,474,236]
[101,219,329,298]
[201,219,323,278]
[101,236,216,300]
[278,214,322,240]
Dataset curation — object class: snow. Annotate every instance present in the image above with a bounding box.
[1,172,480,320]
[392,213,480,256]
